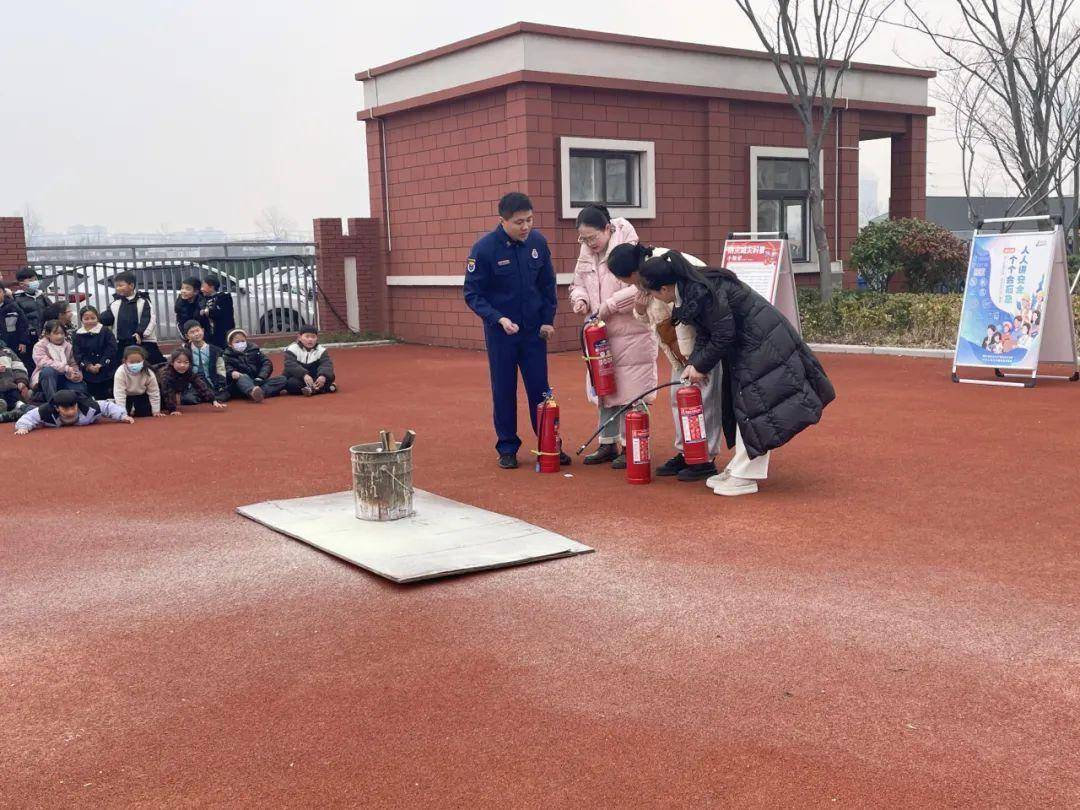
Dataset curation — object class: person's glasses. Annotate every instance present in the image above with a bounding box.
[577,233,602,246]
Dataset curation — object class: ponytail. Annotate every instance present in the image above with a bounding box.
[608,242,654,279]
[575,204,612,230]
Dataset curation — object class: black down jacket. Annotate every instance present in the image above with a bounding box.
[223,344,273,381]
[673,269,835,459]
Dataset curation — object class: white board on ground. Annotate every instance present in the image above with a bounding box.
[237,489,594,583]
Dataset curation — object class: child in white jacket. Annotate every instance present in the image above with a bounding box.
[113,346,163,418]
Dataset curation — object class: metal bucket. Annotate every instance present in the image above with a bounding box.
[349,442,414,521]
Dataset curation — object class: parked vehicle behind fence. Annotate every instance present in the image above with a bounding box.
[34,258,317,340]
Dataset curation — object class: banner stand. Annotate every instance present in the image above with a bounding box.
[951,216,1079,388]
[722,231,802,334]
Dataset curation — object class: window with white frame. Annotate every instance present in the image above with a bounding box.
[560,137,656,220]
[750,146,816,265]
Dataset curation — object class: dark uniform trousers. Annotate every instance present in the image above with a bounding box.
[464,223,558,458]
[485,325,550,457]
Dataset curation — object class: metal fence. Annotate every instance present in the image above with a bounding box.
[28,245,317,341]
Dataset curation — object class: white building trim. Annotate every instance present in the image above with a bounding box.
[361,29,930,113]
[559,136,656,220]
[749,145,825,274]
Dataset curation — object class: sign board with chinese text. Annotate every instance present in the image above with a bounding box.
[721,238,801,334]
[952,224,1078,386]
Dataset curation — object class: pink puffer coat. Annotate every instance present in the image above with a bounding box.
[569,218,658,406]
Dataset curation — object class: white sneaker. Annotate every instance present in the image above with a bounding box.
[706,469,732,488]
[712,476,758,496]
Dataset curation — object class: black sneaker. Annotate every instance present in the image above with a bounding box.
[559,451,572,466]
[611,452,627,470]
[655,454,687,476]
[583,444,618,465]
[498,454,519,469]
[677,461,718,482]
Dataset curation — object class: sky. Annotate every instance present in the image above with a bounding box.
[0,0,974,237]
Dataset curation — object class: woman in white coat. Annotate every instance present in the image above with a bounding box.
[569,205,658,469]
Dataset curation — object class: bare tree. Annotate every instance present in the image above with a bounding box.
[909,0,1080,232]
[734,0,896,299]
[255,206,296,241]
[21,203,43,246]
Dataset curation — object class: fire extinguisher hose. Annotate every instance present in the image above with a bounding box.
[575,381,683,455]
[580,316,600,390]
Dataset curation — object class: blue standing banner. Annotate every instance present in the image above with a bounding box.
[952,217,1079,387]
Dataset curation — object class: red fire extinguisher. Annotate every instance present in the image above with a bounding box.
[535,392,562,473]
[582,319,617,398]
[676,384,710,465]
[624,406,651,485]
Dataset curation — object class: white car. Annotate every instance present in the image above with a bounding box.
[41,261,317,339]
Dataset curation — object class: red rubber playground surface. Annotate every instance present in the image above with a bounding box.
[2,344,1078,806]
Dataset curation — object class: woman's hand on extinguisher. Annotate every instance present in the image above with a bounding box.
[572,299,589,316]
[682,364,708,385]
[498,317,519,335]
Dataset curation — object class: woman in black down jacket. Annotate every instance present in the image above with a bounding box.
[638,250,835,496]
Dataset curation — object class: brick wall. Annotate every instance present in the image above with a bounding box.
[360,82,926,349]
[0,217,27,281]
[312,217,387,335]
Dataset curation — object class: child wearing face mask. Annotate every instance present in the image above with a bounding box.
[283,325,336,396]
[73,305,119,400]
[113,345,163,418]
[223,328,287,402]
[13,268,53,366]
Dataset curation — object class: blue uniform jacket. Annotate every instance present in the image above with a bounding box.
[463,225,557,334]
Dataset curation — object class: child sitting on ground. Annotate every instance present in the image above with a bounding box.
[0,340,32,422]
[283,325,336,396]
[99,270,165,366]
[182,320,229,401]
[113,345,163,418]
[31,320,86,401]
[72,305,119,400]
[223,328,287,402]
[174,277,206,336]
[159,347,228,415]
[14,389,133,435]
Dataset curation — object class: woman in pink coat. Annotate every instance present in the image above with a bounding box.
[569,205,658,468]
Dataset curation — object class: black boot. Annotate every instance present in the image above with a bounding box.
[583,444,618,465]
[559,451,572,466]
[677,461,718,482]
[655,453,687,477]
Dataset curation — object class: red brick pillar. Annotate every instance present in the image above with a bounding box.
[706,99,733,262]
[312,217,388,336]
[890,115,928,220]
[505,82,578,353]
[0,217,28,281]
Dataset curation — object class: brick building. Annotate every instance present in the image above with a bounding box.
[339,22,934,349]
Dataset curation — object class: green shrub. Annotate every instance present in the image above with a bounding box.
[849,218,968,293]
[797,289,1080,349]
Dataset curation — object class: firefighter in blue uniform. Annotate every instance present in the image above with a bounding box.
[464,192,572,470]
